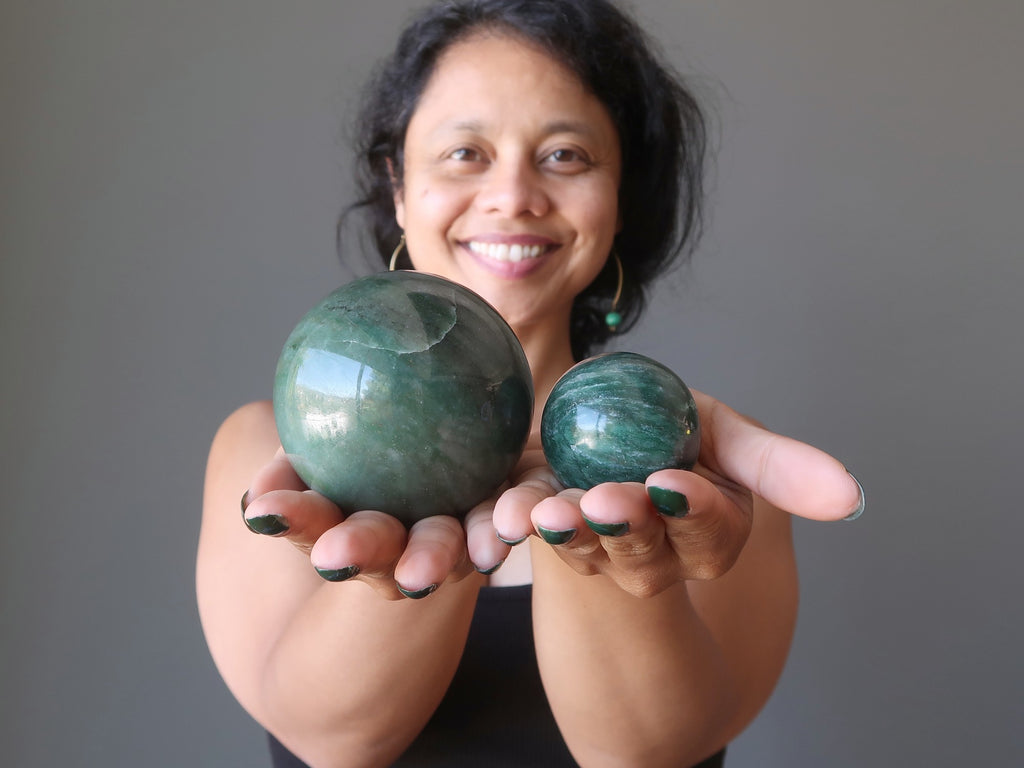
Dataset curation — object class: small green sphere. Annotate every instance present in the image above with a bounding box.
[540,352,700,490]
[273,272,534,526]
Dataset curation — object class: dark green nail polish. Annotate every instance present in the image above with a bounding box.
[240,489,251,514]
[316,565,360,582]
[648,487,690,518]
[582,516,630,537]
[397,583,438,600]
[496,531,529,546]
[537,526,577,545]
[843,473,865,521]
[243,514,289,536]
[476,560,505,575]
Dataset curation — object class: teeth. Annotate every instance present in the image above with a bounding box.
[468,241,546,262]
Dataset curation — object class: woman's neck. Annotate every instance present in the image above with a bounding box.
[512,320,578,434]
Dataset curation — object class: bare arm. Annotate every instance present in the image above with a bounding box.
[529,498,796,767]
[196,402,484,768]
[492,391,860,767]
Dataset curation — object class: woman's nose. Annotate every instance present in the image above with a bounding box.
[475,157,551,218]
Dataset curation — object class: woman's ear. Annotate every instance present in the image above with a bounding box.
[387,158,405,228]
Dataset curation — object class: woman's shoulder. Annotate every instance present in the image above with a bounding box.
[205,400,278,472]
[213,400,276,446]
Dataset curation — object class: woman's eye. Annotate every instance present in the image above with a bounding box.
[449,147,483,162]
[543,148,590,168]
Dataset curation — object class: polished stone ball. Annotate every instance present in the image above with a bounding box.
[273,272,534,526]
[541,352,700,490]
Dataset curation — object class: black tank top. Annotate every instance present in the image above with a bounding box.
[267,585,726,767]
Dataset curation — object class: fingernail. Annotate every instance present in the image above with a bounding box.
[536,526,577,545]
[582,516,630,537]
[843,473,865,521]
[648,487,690,518]
[315,565,360,582]
[496,531,530,546]
[397,583,438,600]
[240,489,251,513]
[476,560,505,575]
[243,514,289,536]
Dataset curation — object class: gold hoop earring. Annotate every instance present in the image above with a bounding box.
[605,251,624,332]
[389,233,407,272]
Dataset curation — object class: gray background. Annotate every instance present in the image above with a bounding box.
[2,1,1021,766]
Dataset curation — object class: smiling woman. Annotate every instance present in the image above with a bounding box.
[345,0,708,363]
[196,1,864,767]
[394,32,622,342]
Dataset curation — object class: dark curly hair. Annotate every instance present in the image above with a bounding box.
[339,0,707,360]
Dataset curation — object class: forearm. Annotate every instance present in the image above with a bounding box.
[258,575,481,768]
[530,501,797,768]
[530,542,737,767]
[199,402,493,767]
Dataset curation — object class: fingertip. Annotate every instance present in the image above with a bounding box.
[475,559,505,575]
[465,508,512,574]
[241,489,293,535]
[536,526,577,545]
[841,473,865,521]
[647,486,690,518]
[396,515,467,593]
[581,516,630,537]
[243,513,290,536]
[396,583,439,600]
[496,531,530,546]
[492,478,561,545]
[577,482,645,531]
[530,490,585,541]
[315,565,360,582]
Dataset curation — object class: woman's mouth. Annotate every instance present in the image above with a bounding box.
[466,241,549,263]
[460,236,561,278]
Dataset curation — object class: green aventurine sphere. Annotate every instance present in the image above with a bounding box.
[273,272,534,526]
[541,352,700,490]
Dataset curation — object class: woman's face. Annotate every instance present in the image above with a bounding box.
[394,32,621,338]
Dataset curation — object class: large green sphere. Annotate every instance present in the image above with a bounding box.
[541,352,700,490]
[273,272,533,526]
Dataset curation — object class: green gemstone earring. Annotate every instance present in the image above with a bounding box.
[605,251,624,332]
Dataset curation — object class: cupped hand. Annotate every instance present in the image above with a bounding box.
[491,389,864,597]
[241,448,512,600]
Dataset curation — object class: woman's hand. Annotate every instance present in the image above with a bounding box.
[241,448,513,600]
[490,389,864,597]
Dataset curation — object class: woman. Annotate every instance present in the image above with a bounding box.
[196,1,865,766]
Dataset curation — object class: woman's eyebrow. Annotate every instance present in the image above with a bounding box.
[436,119,597,136]
[542,119,596,136]
[447,119,486,133]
